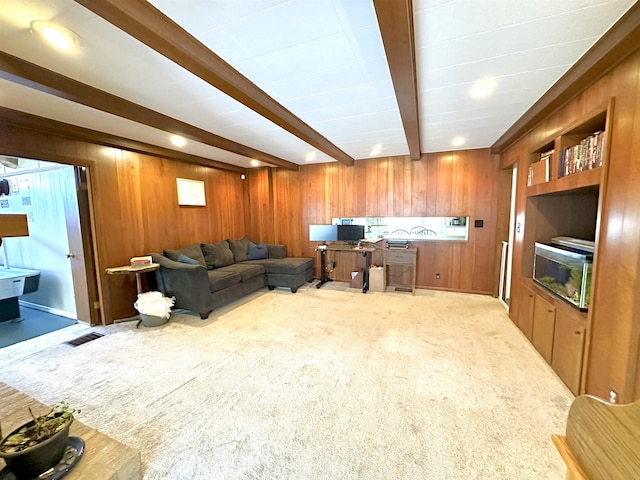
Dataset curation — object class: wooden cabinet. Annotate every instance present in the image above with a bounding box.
[532,294,556,364]
[518,283,536,341]
[552,310,586,395]
[519,279,588,394]
[526,105,609,197]
[383,248,417,294]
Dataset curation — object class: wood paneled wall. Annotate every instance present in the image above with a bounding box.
[0,127,502,322]
[503,48,640,402]
[0,124,247,323]
[246,149,502,294]
[94,149,246,321]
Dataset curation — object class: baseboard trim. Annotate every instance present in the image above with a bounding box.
[18,300,76,320]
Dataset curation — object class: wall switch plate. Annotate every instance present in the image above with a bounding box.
[474,219,484,228]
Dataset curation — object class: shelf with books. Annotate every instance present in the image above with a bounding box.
[527,102,611,197]
[528,140,554,187]
[557,110,607,180]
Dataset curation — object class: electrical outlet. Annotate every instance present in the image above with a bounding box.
[436,273,440,279]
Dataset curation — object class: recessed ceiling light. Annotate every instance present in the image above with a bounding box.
[370,144,383,156]
[305,152,316,162]
[250,159,260,167]
[170,135,186,147]
[451,136,466,147]
[31,21,79,51]
[470,79,496,99]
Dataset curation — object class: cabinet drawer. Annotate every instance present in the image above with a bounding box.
[384,250,414,265]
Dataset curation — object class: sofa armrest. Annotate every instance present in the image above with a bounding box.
[266,244,287,259]
[149,253,212,316]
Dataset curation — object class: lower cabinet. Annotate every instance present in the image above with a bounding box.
[552,311,586,395]
[519,284,536,341]
[532,294,556,364]
[518,280,587,395]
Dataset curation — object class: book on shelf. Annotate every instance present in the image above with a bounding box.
[528,152,551,186]
[558,130,605,178]
[130,255,153,267]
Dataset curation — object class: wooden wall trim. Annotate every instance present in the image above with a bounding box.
[75,0,355,166]
[491,2,640,154]
[0,52,297,170]
[0,107,246,173]
[374,0,421,160]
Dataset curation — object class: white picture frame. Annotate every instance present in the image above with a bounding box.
[176,178,206,206]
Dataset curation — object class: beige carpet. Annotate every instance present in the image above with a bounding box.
[0,284,573,479]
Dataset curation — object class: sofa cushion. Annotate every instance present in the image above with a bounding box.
[267,244,287,259]
[202,241,235,269]
[247,241,268,260]
[177,253,200,265]
[227,236,250,263]
[164,243,206,267]
[219,263,265,282]
[246,257,312,276]
[207,269,242,292]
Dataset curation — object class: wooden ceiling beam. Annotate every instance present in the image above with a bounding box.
[74,0,355,167]
[491,2,640,154]
[373,0,421,160]
[0,106,247,173]
[0,51,298,170]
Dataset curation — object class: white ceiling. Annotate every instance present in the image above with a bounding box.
[0,0,636,169]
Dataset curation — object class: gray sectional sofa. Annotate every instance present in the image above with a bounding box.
[150,237,313,319]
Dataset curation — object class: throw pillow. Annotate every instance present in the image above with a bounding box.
[267,244,287,259]
[164,243,206,267]
[202,241,235,269]
[177,254,200,265]
[247,241,268,260]
[227,236,250,263]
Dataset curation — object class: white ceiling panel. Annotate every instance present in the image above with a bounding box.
[150,0,408,159]
[414,0,636,153]
[0,0,636,168]
[0,79,259,168]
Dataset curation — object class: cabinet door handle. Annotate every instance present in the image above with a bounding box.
[548,309,554,313]
[574,330,582,335]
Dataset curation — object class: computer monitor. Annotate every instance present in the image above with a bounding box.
[337,224,364,243]
[309,224,338,243]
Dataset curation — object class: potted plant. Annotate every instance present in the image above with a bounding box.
[0,402,79,479]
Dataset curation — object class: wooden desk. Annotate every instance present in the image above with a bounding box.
[326,245,376,293]
[384,248,417,294]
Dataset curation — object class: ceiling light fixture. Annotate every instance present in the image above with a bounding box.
[31,21,79,52]
[250,159,260,167]
[305,152,316,162]
[370,144,383,156]
[451,136,466,147]
[170,135,186,147]
[470,78,496,99]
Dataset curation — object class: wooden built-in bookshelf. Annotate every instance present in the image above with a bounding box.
[527,102,613,197]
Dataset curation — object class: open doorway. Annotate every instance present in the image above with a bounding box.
[499,165,517,307]
[0,156,98,345]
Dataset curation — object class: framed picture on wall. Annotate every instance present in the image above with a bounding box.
[176,178,206,206]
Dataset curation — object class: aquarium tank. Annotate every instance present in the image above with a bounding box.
[533,242,593,310]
